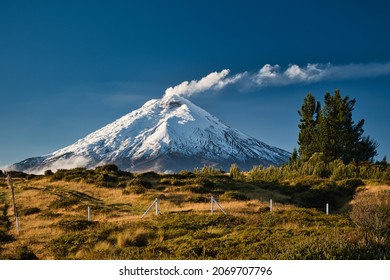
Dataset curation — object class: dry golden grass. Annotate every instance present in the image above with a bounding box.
[2,176,386,260]
[363,185,390,193]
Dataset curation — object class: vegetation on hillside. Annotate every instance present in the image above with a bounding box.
[0,163,389,260]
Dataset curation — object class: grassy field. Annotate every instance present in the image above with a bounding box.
[0,168,389,260]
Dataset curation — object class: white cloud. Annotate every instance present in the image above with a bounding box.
[215,72,247,89]
[164,69,234,98]
[285,64,308,80]
[23,156,91,175]
[253,62,390,87]
[259,64,280,78]
[164,61,390,97]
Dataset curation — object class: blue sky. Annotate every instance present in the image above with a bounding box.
[1,0,390,166]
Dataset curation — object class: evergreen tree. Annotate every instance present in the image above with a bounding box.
[297,93,321,161]
[298,90,377,164]
[289,148,299,164]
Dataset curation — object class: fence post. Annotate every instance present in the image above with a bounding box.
[326,203,329,215]
[211,196,226,214]
[142,198,159,218]
[6,173,20,234]
[87,206,91,221]
[155,198,159,216]
[270,199,273,212]
[211,196,214,214]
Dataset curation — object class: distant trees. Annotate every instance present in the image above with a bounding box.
[298,90,378,164]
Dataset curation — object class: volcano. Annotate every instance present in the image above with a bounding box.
[11,94,290,173]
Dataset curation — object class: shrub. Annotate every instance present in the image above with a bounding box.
[20,207,41,216]
[186,185,211,194]
[58,220,98,231]
[8,246,38,260]
[0,230,14,243]
[127,178,152,189]
[159,177,183,186]
[337,178,365,193]
[188,195,209,203]
[229,164,243,180]
[95,164,119,173]
[117,228,156,247]
[195,177,215,189]
[49,233,89,258]
[96,173,119,188]
[49,197,80,209]
[122,185,146,195]
[44,170,54,176]
[350,190,390,244]
[220,191,248,201]
[293,181,351,210]
[178,170,192,176]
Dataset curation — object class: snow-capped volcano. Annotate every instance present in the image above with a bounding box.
[11,94,290,173]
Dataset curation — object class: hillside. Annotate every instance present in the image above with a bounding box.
[1,167,389,260]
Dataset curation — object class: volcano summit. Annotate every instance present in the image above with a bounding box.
[11,94,290,173]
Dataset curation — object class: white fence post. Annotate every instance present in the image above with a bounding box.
[155,198,159,216]
[211,196,214,214]
[270,199,273,212]
[211,196,226,214]
[326,203,329,215]
[142,198,159,218]
[87,206,91,221]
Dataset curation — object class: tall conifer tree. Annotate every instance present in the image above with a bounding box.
[297,93,320,161]
[298,90,377,163]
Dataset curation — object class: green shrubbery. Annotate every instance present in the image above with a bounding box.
[58,220,98,232]
[47,210,390,260]
[246,154,390,183]
[48,165,137,188]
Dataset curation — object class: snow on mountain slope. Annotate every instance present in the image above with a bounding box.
[11,94,290,173]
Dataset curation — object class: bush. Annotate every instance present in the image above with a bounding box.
[117,228,156,247]
[293,181,350,210]
[350,190,390,244]
[58,220,98,232]
[8,246,38,260]
[95,164,119,173]
[229,164,243,180]
[49,233,89,258]
[178,170,193,176]
[44,170,54,176]
[188,195,209,203]
[0,230,14,243]
[338,178,365,192]
[185,185,211,194]
[20,207,41,216]
[220,191,248,201]
[96,173,119,188]
[122,185,147,195]
[127,178,152,189]
[195,178,215,189]
[49,197,80,209]
[159,177,183,186]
